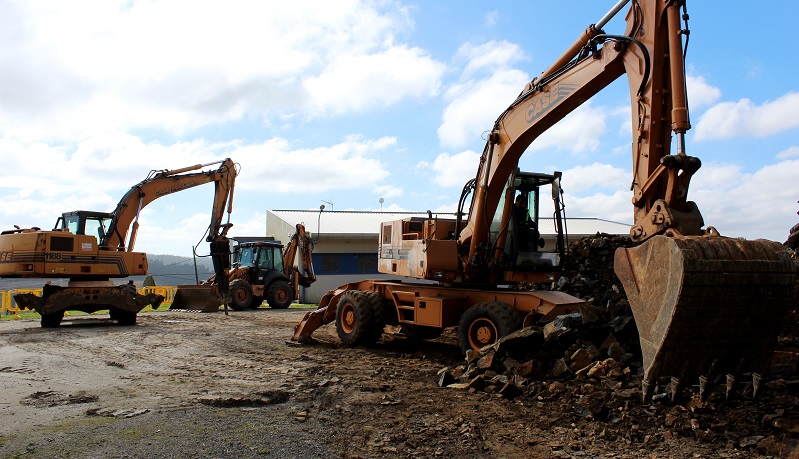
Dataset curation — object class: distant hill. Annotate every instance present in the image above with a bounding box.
[0,254,216,290]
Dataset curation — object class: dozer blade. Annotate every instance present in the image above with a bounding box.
[614,234,796,400]
[170,285,221,312]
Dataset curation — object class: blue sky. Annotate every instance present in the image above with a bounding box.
[1,0,797,257]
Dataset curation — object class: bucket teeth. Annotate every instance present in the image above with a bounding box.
[752,373,762,399]
[698,375,709,401]
[669,377,681,403]
[614,236,795,394]
[642,380,653,403]
[725,374,735,400]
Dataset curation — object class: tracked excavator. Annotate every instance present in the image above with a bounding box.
[293,0,797,401]
[0,158,238,326]
[195,223,316,311]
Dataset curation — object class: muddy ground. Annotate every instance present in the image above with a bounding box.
[1,308,798,459]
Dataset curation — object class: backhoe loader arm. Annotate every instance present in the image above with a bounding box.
[100,158,238,252]
[459,0,700,273]
[282,223,317,293]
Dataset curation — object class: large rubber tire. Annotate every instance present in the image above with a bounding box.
[361,291,386,343]
[110,308,137,326]
[266,280,293,309]
[229,279,253,311]
[335,291,384,346]
[40,311,64,328]
[457,302,523,353]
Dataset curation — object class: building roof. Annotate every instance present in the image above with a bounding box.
[268,210,630,238]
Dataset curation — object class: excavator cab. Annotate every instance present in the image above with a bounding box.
[56,211,114,242]
[497,171,565,272]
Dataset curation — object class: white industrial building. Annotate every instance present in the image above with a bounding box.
[266,210,630,304]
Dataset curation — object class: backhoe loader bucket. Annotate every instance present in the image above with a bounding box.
[170,285,221,312]
[614,233,797,401]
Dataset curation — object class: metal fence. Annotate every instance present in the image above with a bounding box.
[0,286,179,319]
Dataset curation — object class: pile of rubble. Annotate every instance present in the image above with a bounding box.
[437,233,643,397]
[435,232,799,453]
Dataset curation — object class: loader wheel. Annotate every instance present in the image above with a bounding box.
[458,302,522,353]
[229,279,253,311]
[40,311,64,328]
[266,280,293,309]
[335,291,383,346]
[110,308,137,326]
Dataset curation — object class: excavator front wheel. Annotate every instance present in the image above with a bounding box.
[335,291,384,346]
[110,308,137,326]
[458,302,522,353]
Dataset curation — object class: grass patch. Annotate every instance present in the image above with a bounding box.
[1,300,317,321]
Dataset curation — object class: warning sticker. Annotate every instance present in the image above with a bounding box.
[82,242,93,251]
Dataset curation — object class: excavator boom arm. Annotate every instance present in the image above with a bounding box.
[282,224,317,292]
[101,159,238,252]
[461,0,696,262]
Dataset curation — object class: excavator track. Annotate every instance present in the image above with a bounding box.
[614,234,797,401]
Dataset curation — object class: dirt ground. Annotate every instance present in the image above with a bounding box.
[1,308,797,459]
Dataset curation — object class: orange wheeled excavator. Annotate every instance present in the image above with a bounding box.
[0,158,238,327]
[293,0,797,401]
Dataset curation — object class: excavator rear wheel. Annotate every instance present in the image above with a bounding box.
[229,279,253,311]
[458,302,522,353]
[266,280,293,309]
[40,311,64,328]
[335,291,382,346]
[110,308,137,326]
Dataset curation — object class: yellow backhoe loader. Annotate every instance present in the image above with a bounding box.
[195,224,316,311]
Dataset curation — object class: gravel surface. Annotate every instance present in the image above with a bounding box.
[1,294,797,458]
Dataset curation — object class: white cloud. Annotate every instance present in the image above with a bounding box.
[690,159,799,241]
[777,146,799,159]
[694,92,799,140]
[527,104,607,154]
[373,185,404,199]
[484,11,500,27]
[438,69,530,148]
[560,163,629,193]
[555,159,799,243]
[231,136,396,193]
[0,133,397,253]
[458,41,525,77]
[563,190,632,225]
[686,75,721,109]
[303,46,445,115]
[0,0,438,142]
[428,150,480,188]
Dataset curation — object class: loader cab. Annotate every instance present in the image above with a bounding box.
[56,211,114,242]
[492,170,566,274]
[233,241,285,277]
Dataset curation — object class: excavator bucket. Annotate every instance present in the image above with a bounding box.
[614,234,797,401]
[169,285,221,312]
